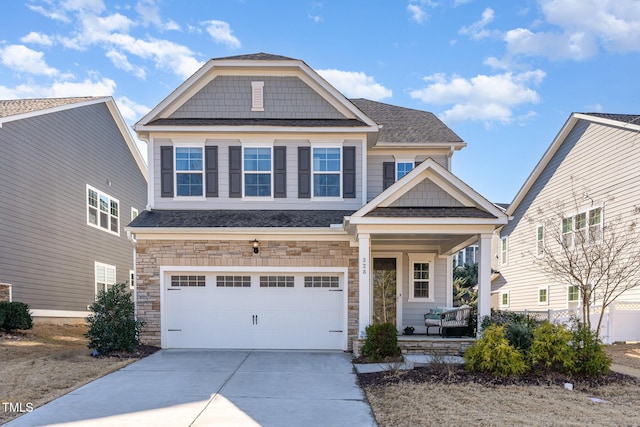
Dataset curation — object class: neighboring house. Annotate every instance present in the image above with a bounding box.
[128,53,508,350]
[494,113,640,341]
[0,97,148,320]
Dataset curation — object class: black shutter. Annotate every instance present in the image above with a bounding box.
[383,162,395,190]
[229,146,242,198]
[205,146,218,197]
[343,146,356,198]
[274,146,287,198]
[160,146,173,197]
[298,147,311,198]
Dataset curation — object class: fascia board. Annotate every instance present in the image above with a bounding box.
[136,125,378,134]
[0,96,110,127]
[506,114,579,216]
[104,98,148,180]
[574,113,640,132]
[373,141,467,150]
[127,227,352,240]
[347,217,507,226]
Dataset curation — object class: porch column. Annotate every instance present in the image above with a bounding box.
[477,233,493,332]
[358,233,371,338]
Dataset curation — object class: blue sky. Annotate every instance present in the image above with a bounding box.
[1,0,639,203]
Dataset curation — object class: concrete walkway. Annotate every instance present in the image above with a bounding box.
[5,350,376,427]
[611,363,640,379]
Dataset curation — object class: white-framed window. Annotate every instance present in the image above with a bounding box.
[500,236,508,266]
[312,147,341,198]
[500,291,509,308]
[95,262,116,297]
[408,254,435,301]
[175,146,204,197]
[396,161,413,181]
[243,146,272,197]
[129,270,135,290]
[171,275,206,287]
[538,286,549,305]
[567,285,580,303]
[87,185,119,235]
[562,207,603,247]
[217,276,251,287]
[131,207,139,221]
[536,225,545,257]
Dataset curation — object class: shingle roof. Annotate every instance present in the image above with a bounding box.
[582,113,640,124]
[147,118,368,127]
[213,52,297,61]
[0,97,100,118]
[129,209,355,228]
[349,98,464,144]
[366,207,497,219]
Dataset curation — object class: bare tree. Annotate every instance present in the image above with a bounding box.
[526,186,640,334]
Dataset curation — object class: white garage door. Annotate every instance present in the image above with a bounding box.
[163,271,345,350]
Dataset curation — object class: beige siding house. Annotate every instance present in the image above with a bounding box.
[128,53,508,351]
[495,113,640,341]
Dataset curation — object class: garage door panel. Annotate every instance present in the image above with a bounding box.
[164,272,345,350]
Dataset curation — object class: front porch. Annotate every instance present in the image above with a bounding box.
[352,334,475,357]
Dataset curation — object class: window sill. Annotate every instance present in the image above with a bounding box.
[241,196,275,202]
[87,223,120,237]
[310,197,344,202]
[408,297,435,303]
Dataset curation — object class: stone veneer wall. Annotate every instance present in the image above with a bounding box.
[0,283,11,302]
[135,239,359,349]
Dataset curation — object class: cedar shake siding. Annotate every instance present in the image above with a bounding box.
[0,100,147,312]
[135,239,359,348]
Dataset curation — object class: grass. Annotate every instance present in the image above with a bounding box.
[0,323,151,424]
[361,343,640,427]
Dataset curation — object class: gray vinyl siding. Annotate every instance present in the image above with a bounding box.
[499,119,640,310]
[170,76,345,119]
[152,139,364,210]
[0,103,147,312]
[402,255,448,331]
[367,154,449,201]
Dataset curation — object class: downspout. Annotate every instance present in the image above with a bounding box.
[127,230,138,319]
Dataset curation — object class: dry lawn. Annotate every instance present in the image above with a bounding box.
[362,343,640,427]
[0,324,144,424]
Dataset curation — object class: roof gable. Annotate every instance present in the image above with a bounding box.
[0,96,147,180]
[507,112,640,216]
[135,52,377,130]
[350,158,506,221]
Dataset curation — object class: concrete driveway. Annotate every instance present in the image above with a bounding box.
[6,350,376,427]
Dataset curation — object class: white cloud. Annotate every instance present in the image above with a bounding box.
[454,0,472,5]
[504,28,597,61]
[61,0,105,13]
[504,0,640,60]
[308,13,322,23]
[21,32,54,46]
[106,50,146,79]
[203,20,241,49]
[0,77,115,99]
[0,45,59,77]
[317,69,392,101]
[407,4,428,24]
[135,0,181,30]
[459,7,496,40]
[116,95,150,122]
[410,70,545,124]
[27,4,70,22]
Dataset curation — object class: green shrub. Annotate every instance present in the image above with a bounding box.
[571,322,611,377]
[0,302,33,332]
[464,325,527,377]
[481,310,542,330]
[85,283,144,355]
[529,322,575,374]
[505,322,534,352]
[361,322,401,362]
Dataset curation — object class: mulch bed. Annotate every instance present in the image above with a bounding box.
[357,364,640,389]
[96,345,160,359]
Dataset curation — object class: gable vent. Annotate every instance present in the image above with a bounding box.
[251,81,264,112]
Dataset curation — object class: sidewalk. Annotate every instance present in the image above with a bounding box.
[611,364,640,379]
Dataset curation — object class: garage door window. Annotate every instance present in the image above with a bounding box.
[260,276,294,288]
[304,276,339,288]
[216,276,251,287]
[171,275,205,287]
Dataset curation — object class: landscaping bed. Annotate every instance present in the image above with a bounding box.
[360,343,640,427]
[0,323,158,424]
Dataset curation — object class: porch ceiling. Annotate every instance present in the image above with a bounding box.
[370,233,476,255]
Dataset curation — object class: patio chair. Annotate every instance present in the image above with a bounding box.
[424,305,473,337]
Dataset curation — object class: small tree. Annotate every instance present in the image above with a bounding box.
[85,283,144,354]
[528,185,640,334]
